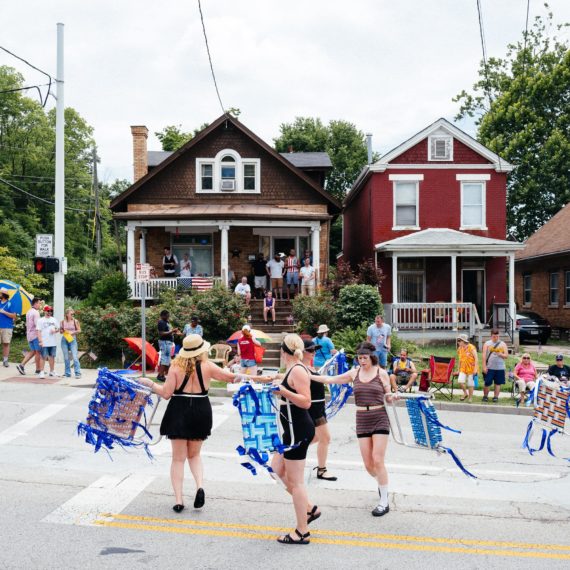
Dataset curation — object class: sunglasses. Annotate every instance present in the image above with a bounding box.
[522,357,530,360]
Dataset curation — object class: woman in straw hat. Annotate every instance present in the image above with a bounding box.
[271,333,318,545]
[140,334,258,513]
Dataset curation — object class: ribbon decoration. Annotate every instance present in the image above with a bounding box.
[77,368,155,459]
[322,350,353,420]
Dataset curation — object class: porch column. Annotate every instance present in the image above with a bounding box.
[219,224,229,286]
[392,255,398,304]
[126,226,135,293]
[139,228,147,263]
[311,225,321,284]
[508,253,516,331]
[451,254,458,330]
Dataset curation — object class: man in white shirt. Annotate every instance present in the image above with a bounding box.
[234,276,252,306]
[179,253,192,277]
[299,257,316,296]
[266,253,285,299]
[37,305,59,378]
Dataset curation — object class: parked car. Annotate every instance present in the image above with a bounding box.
[516,312,552,344]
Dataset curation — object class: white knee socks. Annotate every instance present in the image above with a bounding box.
[378,485,389,507]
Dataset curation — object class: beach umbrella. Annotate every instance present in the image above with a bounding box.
[0,279,34,315]
[122,337,159,369]
[227,328,272,344]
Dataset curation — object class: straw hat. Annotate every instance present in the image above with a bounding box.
[317,324,329,334]
[456,333,469,343]
[178,334,211,359]
[0,287,10,296]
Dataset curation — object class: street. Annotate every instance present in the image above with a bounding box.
[1,377,569,570]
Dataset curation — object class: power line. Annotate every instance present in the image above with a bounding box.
[197,0,225,114]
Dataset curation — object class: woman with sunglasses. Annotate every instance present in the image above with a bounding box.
[310,341,396,517]
[513,353,538,401]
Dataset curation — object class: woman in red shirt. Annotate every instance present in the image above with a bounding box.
[237,325,261,374]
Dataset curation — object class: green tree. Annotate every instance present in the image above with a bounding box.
[0,246,48,297]
[155,125,193,151]
[454,11,570,240]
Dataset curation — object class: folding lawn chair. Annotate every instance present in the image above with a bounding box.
[420,356,455,400]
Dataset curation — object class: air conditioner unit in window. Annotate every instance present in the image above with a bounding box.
[220,179,236,191]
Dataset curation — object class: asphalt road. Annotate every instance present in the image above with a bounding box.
[0,378,569,569]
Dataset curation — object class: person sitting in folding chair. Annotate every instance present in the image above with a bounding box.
[389,348,418,393]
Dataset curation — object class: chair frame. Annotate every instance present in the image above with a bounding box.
[209,343,232,367]
[421,355,455,401]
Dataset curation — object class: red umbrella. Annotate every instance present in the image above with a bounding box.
[123,337,159,369]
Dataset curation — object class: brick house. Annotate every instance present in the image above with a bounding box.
[110,114,340,298]
[342,118,524,337]
[515,203,570,335]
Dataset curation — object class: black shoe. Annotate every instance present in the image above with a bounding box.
[372,504,390,517]
[17,364,25,375]
[172,504,185,513]
[194,487,205,509]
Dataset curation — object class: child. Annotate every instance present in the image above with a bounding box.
[263,291,276,325]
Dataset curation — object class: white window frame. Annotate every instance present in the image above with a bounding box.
[565,270,570,307]
[428,135,453,161]
[549,271,560,307]
[523,274,532,307]
[195,149,261,194]
[458,175,488,230]
[390,174,422,231]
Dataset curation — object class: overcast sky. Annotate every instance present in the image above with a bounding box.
[3,1,570,185]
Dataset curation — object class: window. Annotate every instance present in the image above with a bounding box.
[221,155,236,179]
[523,274,532,306]
[243,163,257,191]
[461,182,485,228]
[201,163,213,190]
[394,181,419,228]
[550,272,559,306]
[566,271,570,306]
[398,258,425,302]
[428,135,453,161]
[196,150,260,193]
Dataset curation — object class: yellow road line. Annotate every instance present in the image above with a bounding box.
[94,520,570,560]
[100,513,570,552]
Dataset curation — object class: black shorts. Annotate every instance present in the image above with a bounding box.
[281,407,315,461]
[309,402,327,426]
[356,429,390,439]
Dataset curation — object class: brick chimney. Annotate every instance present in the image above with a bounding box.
[131,125,149,182]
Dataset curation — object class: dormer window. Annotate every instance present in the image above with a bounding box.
[428,135,453,161]
[196,149,260,193]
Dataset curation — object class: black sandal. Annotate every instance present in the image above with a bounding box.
[277,529,310,545]
[172,504,185,513]
[307,505,321,525]
[315,466,337,481]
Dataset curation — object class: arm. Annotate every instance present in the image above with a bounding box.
[482,344,488,373]
[471,346,479,374]
[409,360,417,373]
[140,368,179,400]
[275,366,311,409]
[252,337,261,347]
[309,369,355,385]
[499,343,509,359]
[0,307,16,320]
[385,331,391,351]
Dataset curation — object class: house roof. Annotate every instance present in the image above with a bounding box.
[110,114,341,212]
[344,117,514,208]
[279,152,332,169]
[148,150,173,167]
[113,204,331,221]
[375,228,524,254]
[516,203,570,261]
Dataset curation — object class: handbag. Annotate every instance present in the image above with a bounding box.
[254,344,265,364]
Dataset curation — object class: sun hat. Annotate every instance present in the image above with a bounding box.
[303,339,317,351]
[0,287,10,297]
[456,333,469,343]
[317,324,329,334]
[43,305,53,312]
[242,324,251,332]
[178,334,211,359]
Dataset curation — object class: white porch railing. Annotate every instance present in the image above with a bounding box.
[131,277,223,300]
[391,303,482,337]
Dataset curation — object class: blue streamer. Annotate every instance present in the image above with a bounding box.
[417,397,461,434]
[441,446,477,479]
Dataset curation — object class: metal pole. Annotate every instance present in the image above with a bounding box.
[141,281,146,377]
[54,23,65,353]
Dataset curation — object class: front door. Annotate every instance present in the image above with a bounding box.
[462,269,485,321]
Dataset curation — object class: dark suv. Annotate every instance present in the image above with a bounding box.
[516,312,552,344]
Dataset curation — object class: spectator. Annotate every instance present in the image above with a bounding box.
[234,276,252,306]
[179,253,192,277]
[162,246,178,277]
[60,308,82,379]
[17,297,42,375]
[513,353,538,400]
[482,329,508,403]
[157,310,181,382]
[284,249,301,300]
[37,305,58,378]
[299,257,316,296]
[237,324,261,374]
[389,348,418,393]
[263,291,276,325]
[313,324,337,370]
[303,249,313,266]
[456,334,478,403]
[548,354,570,385]
[183,316,203,337]
[266,253,284,299]
[366,315,392,369]
[252,253,267,299]
[0,287,16,367]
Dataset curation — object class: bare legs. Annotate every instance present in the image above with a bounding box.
[358,434,389,486]
[169,439,204,506]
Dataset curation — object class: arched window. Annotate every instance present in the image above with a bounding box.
[196,149,260,193]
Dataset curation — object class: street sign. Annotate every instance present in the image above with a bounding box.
[35,234,53,257]
[136,263,151,282]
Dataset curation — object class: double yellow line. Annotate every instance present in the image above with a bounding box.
[95,514,570,560]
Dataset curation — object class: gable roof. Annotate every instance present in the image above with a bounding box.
[516,204,570,261]
[110,114,341,212]
[344,117,514,208]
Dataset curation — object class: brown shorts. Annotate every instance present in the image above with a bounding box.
[0,328,13,344]
[270,278,283,289]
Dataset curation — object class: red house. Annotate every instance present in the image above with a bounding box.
[342,118,524,339]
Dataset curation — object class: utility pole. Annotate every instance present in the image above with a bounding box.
[92,146,101,258]
[53,22,65,330]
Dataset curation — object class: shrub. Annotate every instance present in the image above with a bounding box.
[336,284,382,330]
[327,259,357,299]
[356,258,383,287]
[390,331,418,358]
[85,271,131,307]
[331,324,369,360]
[291,291,337,337]
[65,261,111,299]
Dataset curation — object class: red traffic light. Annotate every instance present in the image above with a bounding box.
[34,258,45,273]
[33,257,60,274]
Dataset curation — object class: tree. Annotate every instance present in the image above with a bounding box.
[155,125,193,151]
[454,11,570,240]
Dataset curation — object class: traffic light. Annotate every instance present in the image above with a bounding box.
[33,257,60,274]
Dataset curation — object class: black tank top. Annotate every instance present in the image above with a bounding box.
[174,362,208,395]
[308,366,325,401]
[281,363,308,403]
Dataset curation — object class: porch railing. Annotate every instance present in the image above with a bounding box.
[391,302,482,337]
[131,277,223,300]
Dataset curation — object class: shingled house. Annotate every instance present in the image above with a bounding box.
[110,114,340,298]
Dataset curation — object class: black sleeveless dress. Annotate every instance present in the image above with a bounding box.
[159,362,213,441]
[308,366,327,426]
[280,364,315,460]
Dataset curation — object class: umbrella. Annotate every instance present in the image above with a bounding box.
[122,337,159,369]
[227,328,272,344]
[0,279,34,315]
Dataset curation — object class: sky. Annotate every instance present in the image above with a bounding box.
[3,1,570,185]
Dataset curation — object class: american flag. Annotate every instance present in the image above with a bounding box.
[192,277,214,291]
